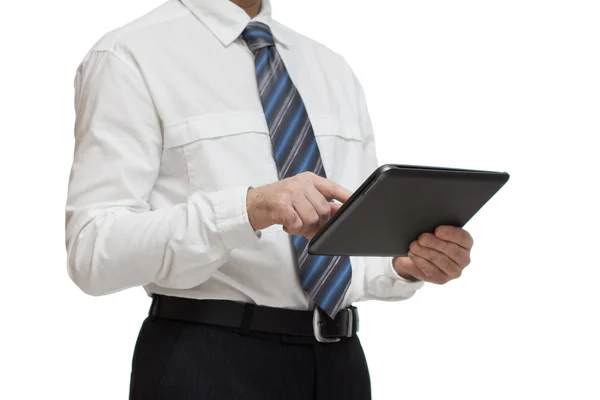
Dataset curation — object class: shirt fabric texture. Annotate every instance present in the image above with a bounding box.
[65,0,424,309]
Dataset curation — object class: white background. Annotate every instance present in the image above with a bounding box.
[1,0,599,399]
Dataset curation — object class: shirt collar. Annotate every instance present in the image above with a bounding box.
[180,0,289,48]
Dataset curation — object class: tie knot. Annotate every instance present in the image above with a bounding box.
[242,22,275,54]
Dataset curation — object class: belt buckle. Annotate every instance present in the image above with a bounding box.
[312,308,341,343]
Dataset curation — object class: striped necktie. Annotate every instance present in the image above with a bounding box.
[241,22,352,318]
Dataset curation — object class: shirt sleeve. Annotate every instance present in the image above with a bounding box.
[65,49,261,296]
[349,66,425,301]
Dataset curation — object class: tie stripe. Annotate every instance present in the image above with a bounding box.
[242,22,352,318]
[264,74,292,119]
[275,100,306,161]
[279,120,311,176]
[255,50,271,77]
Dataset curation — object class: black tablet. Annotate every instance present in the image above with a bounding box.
[307,164,510,256]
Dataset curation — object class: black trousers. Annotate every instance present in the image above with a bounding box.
[129,315,371,400]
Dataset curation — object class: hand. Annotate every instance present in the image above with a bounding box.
[246,172,352,238]
[393,225,474,284]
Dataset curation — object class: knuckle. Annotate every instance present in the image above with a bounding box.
[289,218,303,232]
[317,206,330,219]
[280,206,296,223]
[285,184,301,197]
[431,271,449,284]
[437,271,450,284]
[273,198,290,213]
[282,176,296,188]
[447,267,461,279]
[450,247,462,262]
[281,190,294,201]
[409,241,419,253]
[299,171,315,181]
[435,226,446,237]
[307,213,320,226]
[418,233,431,246]
[286,212,303,229]
[287,176,304,187]
[427,272,440,284]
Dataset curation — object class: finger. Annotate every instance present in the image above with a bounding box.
[434,225,474,250]
[280,204,303,234]
[311,175,353,203]
[409,240,462,279]
[303,203,345,239]
[417,233,471,267]
[408,251,451,284]
[393,256,426,281]
[303,186,333,231]
[291,195,320,235]
[329,202,343,217]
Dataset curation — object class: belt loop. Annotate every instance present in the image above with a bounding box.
[149,293,159,317]
[350,306,359,334]
[240,303,256,334]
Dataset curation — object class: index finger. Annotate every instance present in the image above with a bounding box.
[312,175,353,203]
[434,225,474,250]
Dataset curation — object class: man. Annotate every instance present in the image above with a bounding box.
[65,0,474,398]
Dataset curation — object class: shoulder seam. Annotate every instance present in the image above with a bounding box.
[91,3,189,52]
[82,49,142,78]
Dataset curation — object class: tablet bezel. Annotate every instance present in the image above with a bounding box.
[307,163,509,255]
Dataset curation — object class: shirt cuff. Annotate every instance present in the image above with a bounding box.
[384,256,425,292]
[386,257,422,283]
[363,257,424,301]
[214,185,261,250]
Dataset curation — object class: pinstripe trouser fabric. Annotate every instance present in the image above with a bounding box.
[129,316,371,400]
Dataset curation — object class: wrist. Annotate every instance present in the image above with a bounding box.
[246,187,258,230]
[246,186,270,231]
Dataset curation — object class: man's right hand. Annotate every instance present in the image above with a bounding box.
[246,172,353,238]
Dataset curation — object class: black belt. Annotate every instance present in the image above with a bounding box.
[149,294,359,343]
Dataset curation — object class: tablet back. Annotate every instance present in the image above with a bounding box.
[307,164,509,256]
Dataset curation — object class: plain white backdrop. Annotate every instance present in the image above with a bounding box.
[1,0,599,399]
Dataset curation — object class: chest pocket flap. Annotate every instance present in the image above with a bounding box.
[310,115,363,142]
[162,111,270,149]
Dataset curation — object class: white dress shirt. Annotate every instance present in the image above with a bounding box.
[65,0,424,310]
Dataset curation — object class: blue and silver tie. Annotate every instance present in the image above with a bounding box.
[242,22,352,318]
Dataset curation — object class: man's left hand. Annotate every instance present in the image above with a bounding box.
[393,225,474,284]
